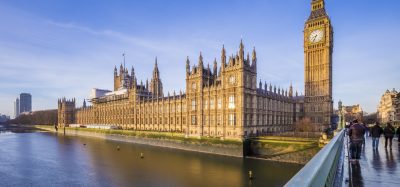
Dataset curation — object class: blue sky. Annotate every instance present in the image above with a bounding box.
[0,0,399,117]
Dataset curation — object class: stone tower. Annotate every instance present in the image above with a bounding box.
[304,0,333,129]
[58,98,76,127]
[150,58,164,98]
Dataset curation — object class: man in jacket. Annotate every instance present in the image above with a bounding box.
[397,126,400,144]
[370,122,383,149]
[348,120,365,160]
[383,123,395,149]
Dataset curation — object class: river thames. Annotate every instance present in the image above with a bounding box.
[0,130,302,187]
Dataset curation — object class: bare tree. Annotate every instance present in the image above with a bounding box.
[294,117,319,132]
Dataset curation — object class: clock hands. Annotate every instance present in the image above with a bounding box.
[312,34,318,42]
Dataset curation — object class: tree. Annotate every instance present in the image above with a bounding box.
[294,117,319,132]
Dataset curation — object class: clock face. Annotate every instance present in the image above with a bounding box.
[309,29,324,43]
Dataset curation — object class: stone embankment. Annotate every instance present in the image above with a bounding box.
[248,136,320,164]
[36,125,244,157]
[36,125,321,163]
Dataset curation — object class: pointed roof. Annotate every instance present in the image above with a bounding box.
[153,57,160,78]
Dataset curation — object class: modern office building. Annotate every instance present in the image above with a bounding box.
[14,98,20,118]
[19,93,32,114]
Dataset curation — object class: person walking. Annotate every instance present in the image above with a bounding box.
[360,122,368,147]
[348,120,365,161]
[397,126,400,145]
[370,122,383,149]
[383,122,395,149]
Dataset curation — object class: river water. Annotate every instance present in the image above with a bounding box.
[0,131,303,187]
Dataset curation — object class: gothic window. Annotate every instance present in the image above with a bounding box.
[217,98,222,109]
[191,99,196,111]
[229,114,236,126]
[204,100,208,109]
[210,98,215,109]
[192,82,196,90]
[191,115,196,125]
[228,95,235,109]
[229,75,236,85]
[217,115,221,125]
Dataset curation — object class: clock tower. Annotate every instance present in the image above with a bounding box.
[304,0,333,130]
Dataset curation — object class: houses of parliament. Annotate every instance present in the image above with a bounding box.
[58,0,333,139]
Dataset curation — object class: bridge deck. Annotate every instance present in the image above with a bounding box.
[348,135,400,186]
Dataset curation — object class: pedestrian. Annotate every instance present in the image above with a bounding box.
[370,122,383,149]
[397,126,400,144]
[360,122,368,147]
[383,122,395,149]
[348,120,365,162]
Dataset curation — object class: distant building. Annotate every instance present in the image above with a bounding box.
[377,88,398,124]
[337,101,364,127]
[0,114,10,123]
[14,98,20,118]
[19,93,32,113]
[395,92,400,125]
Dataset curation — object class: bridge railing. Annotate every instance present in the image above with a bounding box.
[285,129,345,187]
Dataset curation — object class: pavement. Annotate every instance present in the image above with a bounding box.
[347,135,400,187]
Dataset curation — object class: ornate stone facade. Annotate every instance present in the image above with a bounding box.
[338,101,364,125]
[58,41,304,139]
[304,0,334,129]
[377,88,399,124]
[57,0,338,138]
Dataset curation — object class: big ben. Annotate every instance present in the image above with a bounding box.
[304,0,333,129]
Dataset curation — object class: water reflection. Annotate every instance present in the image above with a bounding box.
[351,162,364,187]
[371,149,382,171]
[0,132,302,186]
[385,149,397,174]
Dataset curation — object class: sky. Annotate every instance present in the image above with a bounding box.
[0,0,399,117]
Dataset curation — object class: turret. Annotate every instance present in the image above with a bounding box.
[289,83,293,97]
[153,57,159,78]
[186,56,190,76]
[198,52,204,70]
[264,82,267,91]
[150,57,164,98]
[251,47,257,70]
[221,45,226,70]
[146,79,149,91]
[114,65,117,77]
[119,63,124,75]
[213,58,218,77]
[239,39,244,63]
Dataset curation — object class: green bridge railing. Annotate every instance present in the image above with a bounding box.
[285,129,345,187]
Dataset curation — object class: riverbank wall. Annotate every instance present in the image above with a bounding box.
[248,137,320,164]
[36,126,320,163]
[35,126,244,157]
